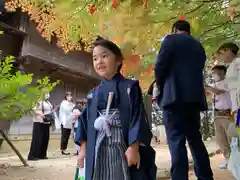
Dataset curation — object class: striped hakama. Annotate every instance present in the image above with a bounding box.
[93,109,130,180]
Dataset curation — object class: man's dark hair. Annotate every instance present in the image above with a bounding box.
[172,20,191,34]
[218,43,239,55]
[212,65,227,75]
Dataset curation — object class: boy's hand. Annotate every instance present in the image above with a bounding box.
[206,86,225,95]
[125,142,140,169]
[77,141,86,168]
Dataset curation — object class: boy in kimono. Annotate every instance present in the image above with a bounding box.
[206,65,232,169]
[75,37,156,180]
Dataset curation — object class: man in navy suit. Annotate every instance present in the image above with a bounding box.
[154,20,213,180]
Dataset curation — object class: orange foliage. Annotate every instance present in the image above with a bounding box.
[143,64,154,76]
[113,36,123,45]
[122,54,141,73]
[5,0,86,53]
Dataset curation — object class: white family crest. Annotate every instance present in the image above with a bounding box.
[127,87,131,95]
[87,93,93,99]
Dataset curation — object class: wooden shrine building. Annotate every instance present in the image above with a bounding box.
[0,10,99,135]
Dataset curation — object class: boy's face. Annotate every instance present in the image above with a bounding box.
[212,69,224,81]
[218,49,233,64]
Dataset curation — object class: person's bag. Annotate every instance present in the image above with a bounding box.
[74,160,85,180]
[42,101,55,124]
[228,135,240,179]
[53,111,61,129]
[228,91,240,179]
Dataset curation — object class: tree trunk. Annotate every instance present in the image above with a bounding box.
[0,120,11,149]
[0,130,28,167]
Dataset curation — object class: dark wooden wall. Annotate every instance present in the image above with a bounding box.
[21,21,98,79]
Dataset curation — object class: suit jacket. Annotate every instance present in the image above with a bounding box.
[154,34,207,110]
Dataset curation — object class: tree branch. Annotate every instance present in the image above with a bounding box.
[154,2,205,25]
[198,14,240,39]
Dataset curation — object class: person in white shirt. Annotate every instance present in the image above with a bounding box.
[217,43,240,116]
[28,93,53,161]
[206,65,232,169]
[59,92,75,155]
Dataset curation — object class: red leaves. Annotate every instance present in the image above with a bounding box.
[88,5,96,15]
[179,15,185,20]
[112,0,117,9]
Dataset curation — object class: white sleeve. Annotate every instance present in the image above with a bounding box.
[216,80,230,91]
[225,59,240,90]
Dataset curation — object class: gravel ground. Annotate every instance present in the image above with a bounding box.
[189,154,234,180]
[0,153,235,180]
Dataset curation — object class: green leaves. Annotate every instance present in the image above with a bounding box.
[0,56,58,121]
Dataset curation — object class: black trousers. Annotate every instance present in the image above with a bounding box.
[28,122,50,159]
[163,104,213,180]
[60,125,71,151]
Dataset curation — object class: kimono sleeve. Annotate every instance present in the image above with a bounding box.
[74,106,88,146]
[128,81,152,146]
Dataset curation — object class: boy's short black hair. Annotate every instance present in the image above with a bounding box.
[218,43,239,55]
[93,36,123,72]
[172,20,191,34]
[212,65,227,75]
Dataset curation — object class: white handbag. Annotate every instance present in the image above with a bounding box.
[75,160,85,180]
[228,90,240,180]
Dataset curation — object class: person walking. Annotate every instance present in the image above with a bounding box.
[59,92,75,155]
[154,20,213,180]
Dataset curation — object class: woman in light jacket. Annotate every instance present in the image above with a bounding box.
[59,92,75,155]
[28,93,53,161]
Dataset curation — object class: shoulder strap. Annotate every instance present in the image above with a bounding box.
[45,100,53,111]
